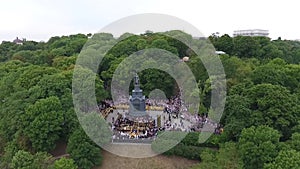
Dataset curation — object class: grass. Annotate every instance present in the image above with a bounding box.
[95,150,199,169]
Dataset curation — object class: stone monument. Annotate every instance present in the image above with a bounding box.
[128,73,147,118]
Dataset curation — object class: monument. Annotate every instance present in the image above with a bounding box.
[128,73,147,118]
[108,72,156,142]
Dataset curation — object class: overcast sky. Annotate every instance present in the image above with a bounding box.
[1,0,299,42]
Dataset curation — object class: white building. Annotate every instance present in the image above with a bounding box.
[233,29,269,37]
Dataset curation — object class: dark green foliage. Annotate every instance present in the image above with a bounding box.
[10,150,54,169]
[67,128,102,169]
[264,150,300,169]
[1,31,300,169]
[209,34,300,64]
[245,84,300,139]
[24,97,64,152]
[289,132,300,151]
[214,34,234,55]
[238,126,281,169]
[223,81,300,141]
[153,132,204,160]
[139,69,176,98]
[164,143,203,160]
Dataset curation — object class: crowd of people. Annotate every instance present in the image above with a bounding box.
[100,91,223,143]
[111,112,161,141]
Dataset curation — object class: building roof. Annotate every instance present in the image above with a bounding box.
[13,37,24,44]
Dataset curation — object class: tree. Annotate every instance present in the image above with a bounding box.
[15,65,59,90]
[140,69,176,98]
[149,39,178,55]
[191,149,218,169]
[272,40,294,63]
[72,67,107,112]
[192,142,242,169]
[238,125,281,169]
[1,142,21,168]
[24,96,64,151]
[164,30,192,57]
[67,128,102,169]
[264,150,300,169]
[107,37,137,57]
[214,34,234,55]
[31,152,54,169]
[233,36,260,57]
[245,84,300,139]
[0,41,18,61]
[11,50,34,63]
[220,55,253,86]
[221,95,252,141]
[11,150,53,169]
[217,142,242,169]
[54,158,78,169]
[290,132,300,151]
[11,150,34,169]
[260,43,284,59]
[251,58,288,87]
[52,56,77,70]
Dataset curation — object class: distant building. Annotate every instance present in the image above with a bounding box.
[233,29,269,37]
[13,37,25,45]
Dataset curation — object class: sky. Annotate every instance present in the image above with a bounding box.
[0,0,299,42]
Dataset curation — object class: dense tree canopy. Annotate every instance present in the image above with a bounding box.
[54,158,78,169]
[238,126,281,169]
[264,150,300,169]
[0,31,300,169]
[67,128,102,169]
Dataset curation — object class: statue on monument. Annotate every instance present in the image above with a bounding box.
[128,72,147,118]
[134,72,139,86]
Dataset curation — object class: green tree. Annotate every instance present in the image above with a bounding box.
[245,84,300,139]
[67,128,102,169]
[233,36,260,57]
[54,158,78,169]
[24,96,64,151]
[11,150,34,169]
[238,125,281,169]
[251,58,287,87]
[290,132,300,151]
[217,142,242,169]
[221,95,252,141]
[264,150,300,169]
[31,152,54,169]
[107,37,137,57]
[52,56,77,70]
[214,34,234,55]
[11,150,54,169]
[260,43,283,59]
[0,41,18,61]
[192,149,218,169]
[149,38,178,55]
[220,55,253,86]
[1,141,21,168]
[192,142,242,169]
